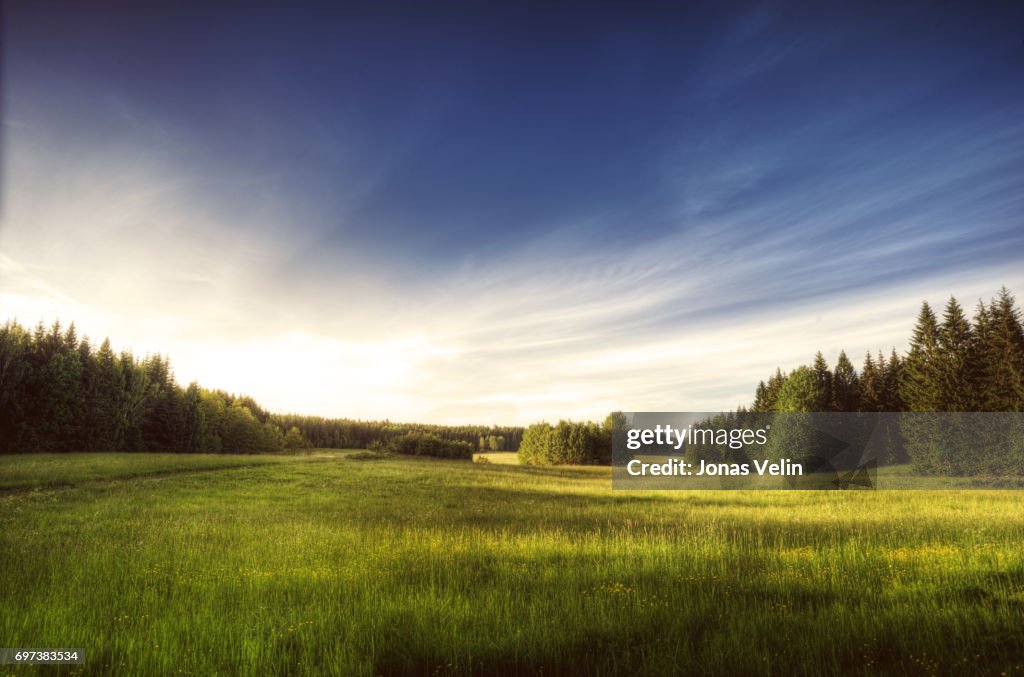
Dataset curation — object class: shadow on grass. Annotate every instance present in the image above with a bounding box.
[293,474,836,541]
[368,593,695,676]
[365,561,845,676]
[0,460,285,496]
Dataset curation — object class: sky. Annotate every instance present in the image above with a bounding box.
[2,1,1023,424]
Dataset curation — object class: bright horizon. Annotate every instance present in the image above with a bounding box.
[2,3,1023,425]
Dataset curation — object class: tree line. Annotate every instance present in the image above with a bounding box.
[750,287,1024,415]
[0,319,522,456]
[686,287,1024,476]
[268,412,522,454]
[525,287,1024,471]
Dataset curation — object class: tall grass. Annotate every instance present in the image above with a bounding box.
[1,453,1022,675]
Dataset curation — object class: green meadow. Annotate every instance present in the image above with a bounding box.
[2,453,1023,676]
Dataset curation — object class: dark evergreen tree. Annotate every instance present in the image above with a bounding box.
[900,302,942,411]
[140,355,183,451]
[76,335,98,450]
[752,368,787,412]
[881,350,905,412]
[935,297,976,411]
[832,350,861,412]
[860,352,881,411]
[0,322,32,451]
[971,300,995,410]
[979,288,1024,411]
[25,322,82,452]
[753,380,769,411]
[179,383,205,453]
[119,352,150,452]
[812,352,834,411]
[91,339,125,451]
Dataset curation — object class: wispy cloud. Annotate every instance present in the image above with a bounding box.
[3,91,1024,424]
[3,2,1023,423]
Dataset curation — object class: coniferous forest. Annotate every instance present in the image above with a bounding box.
[520,287,1024,472]
[0,320,522,456]
[749,287,1024,414]
[3,287,1023,465]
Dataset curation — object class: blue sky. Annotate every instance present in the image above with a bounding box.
[2,1,1023,423]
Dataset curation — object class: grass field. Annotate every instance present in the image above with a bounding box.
[2,453,1023,676]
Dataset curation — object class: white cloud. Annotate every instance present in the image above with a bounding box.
[3,106,1023,425]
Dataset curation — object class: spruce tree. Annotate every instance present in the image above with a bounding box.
[120,352,150,451]
[141,355,182,451]
[753,380,770,412]
[812,352,834,411]
[900,302,942,411]
[936,297,976,411]
[767,368,787,411]
[28,322,82,451]
[832,350,861,412]
[752,369,787,412]
[92,339,125,450]
[76,336,98,450]
[0,322,31,452]
[971,300,994,409]
[179,382,205,452]
[981,287,1024,411]
[860,352,881,411]
[883,350,905,411]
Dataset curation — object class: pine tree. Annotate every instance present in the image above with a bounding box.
[980,287,1024,411]
[812,352,834,411]
[119,352,150,451]
[26,321,82,451]
[882,350,905,412]
[76,335,98,450]
[901,302,942,411]
[179,382,205,453]
[0,322,31,452]
[752,369,787,412]
[63,323,78,352]
[935,297,976,411]
[832,350,861,412]
[971,300,994,409]
[753,380,770,411]
[141,355,183,451]
[860,352,881,411]
[91,339,125,451]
